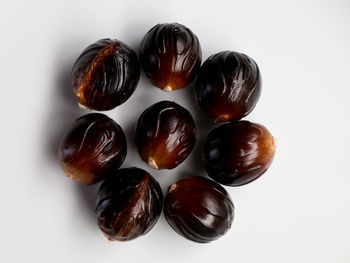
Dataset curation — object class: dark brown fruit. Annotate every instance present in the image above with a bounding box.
[58,113,127,185]
[164,176,234,243]
[72,39,140,111]
[135,101,196,170]
[195,51,261,122]
[204,121,275,186]
[96,167,163,241]
[140,23,202,91]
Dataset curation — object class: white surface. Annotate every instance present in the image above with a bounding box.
[0,0,349,262]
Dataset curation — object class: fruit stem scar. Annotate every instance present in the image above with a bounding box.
[148,158,159,169]
[77,102,88,109]
[163,86,173,92]
[169,184,177,192]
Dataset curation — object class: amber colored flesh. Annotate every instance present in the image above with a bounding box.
[204,121,275,186]
[72,39,140,111]
[96,168,163,241]
[75,43,118,107]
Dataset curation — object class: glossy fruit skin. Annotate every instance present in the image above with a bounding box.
[140,23,202,91]
[195,51,261,122]
[204,121,275,186]
[58,113,127,185]
[95,167,163,241]
[164,176,234,243]
[135,101,196,170]
[72,39,140,111]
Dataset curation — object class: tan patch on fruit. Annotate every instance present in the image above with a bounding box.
[148,158,159,170]
[77,102,88,109]
[169,183,177,192]
[163,85,173,92]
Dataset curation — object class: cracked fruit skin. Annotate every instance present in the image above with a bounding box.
[72,38,140,111]
[58,113,127,185]
[135,101,196,170]
[164,176,234,243]
[204,121,275,186]
[140,23,202,91]
[95,167,163,241]
[195,51,261,122]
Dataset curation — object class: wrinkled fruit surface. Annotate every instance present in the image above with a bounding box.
[195,51,261,122]
[58,113,127,185]
[140,23,201,91]
[164,176,234,243]
[135,101,196,170]
[72,38,140,110]
[204,120,275,186]
[96,167,163,241]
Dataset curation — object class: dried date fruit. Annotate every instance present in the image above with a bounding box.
[164,176,234,243]
[204,121,275,186]
[195,51,261,122]
[135,101,196,169]
[72,39,140,111]
[140,23,202,91]
[58,113,127,185]
[96,167,163,241]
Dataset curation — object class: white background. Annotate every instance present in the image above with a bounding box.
[0,0,349,262]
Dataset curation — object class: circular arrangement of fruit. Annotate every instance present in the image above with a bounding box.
[58,23,276,243]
